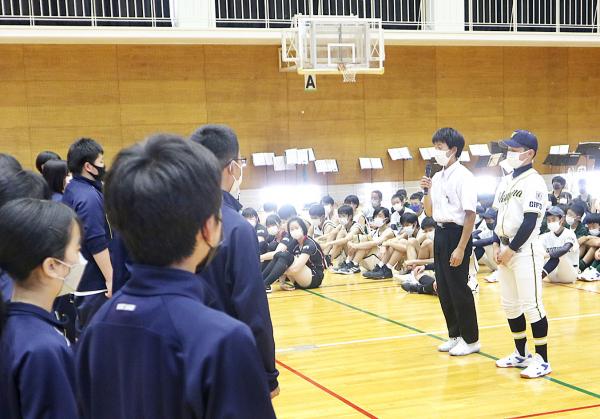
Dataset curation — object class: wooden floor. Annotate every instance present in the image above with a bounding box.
[268,268,600,418]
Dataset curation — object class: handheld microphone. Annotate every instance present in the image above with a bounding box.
[423,163,432,196]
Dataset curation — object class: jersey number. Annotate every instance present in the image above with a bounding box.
[529,202,542,210]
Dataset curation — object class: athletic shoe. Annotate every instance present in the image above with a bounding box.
[401,282,420,293]
[265,284,272,294]
[363,265,382,278]
[280,280,296,291]
[468,274,479,294]
[495,350,533,368]
[437,337,460,352]
[520,354,552,378]
[333,261,350,273]
[347,264,361,274]
[485,271,499,283]
[336,264,360,275]
[449,338,481,356]
[324,255,332,268]
[578,267,600,282]
[368,265,393,280]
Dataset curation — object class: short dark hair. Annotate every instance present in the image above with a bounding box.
[400,212,418,225]
[0,154,22,180]
[410,192,423,201]
[67,138,103,175]
[278,204,297,221]
[421,216,437,229]
[287,217,308,236]
[104,134,222,266]
[344,195,360,207]
[0,170,51,208]
[309,204,325,218]
[337,205,354,218]
[395,189,407,199]
[35,151,61,173]
[320,195,334,206]
[372,190,383,200]
[569,201,587,216]
[42,160,68,195]
[190,124,239,169]
[263,202,278,213]
[552,176,566,186]
[241,207,259,221]
[391,193,402,202]
[373,207,390,219]
[556,203,569,215]
[432,127,465,158]
[265,214,281,227]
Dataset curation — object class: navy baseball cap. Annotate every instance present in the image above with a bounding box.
[501,130,538,152]
[546,206,565,217]
[482,208,498,220]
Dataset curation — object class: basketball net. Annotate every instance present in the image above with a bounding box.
[338,63,356,83]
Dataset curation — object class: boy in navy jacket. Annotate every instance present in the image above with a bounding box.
[76,134,276,419]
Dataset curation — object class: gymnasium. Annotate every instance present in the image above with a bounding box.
[1,1,600,418]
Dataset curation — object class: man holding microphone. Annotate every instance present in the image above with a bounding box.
[420,128,480,356]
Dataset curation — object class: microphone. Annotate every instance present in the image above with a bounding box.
[423,163,432,196]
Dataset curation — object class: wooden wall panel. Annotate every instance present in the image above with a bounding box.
[1,44,600,187]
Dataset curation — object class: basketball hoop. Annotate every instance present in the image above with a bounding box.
[338,64,356,83]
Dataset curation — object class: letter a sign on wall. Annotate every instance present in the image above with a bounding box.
[304,74,317,91]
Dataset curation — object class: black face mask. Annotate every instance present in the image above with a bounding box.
[89,164,106,182]
[486,222,495,230]
[552,182,562,191]
[196,228,223,273]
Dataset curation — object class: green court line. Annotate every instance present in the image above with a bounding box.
[303,288,600,400]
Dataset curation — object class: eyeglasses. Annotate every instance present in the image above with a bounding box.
[231,158,247,168]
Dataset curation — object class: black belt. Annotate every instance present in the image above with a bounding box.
[500,236,510,246]
[436,222,462,229]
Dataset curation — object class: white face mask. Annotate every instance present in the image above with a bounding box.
[338,217,348,226]
[290,229,304,240]
[566,216,576,226]
[324,204,332,214]
[267,226,279,236]
[547,221,561,233]
[403,226,414,236]
[426,231,435,241]
[433,149,453,167]
[247,219,257,228]
[475,215,481,224]
[372,218,384,228]
[229,160,243,200]
[372,200,381,209]
[393,203,403,212]
[590,228,600,236]
[558,198,568,205]
[54,253,87,296]
[505,151,526,169]
[310,218,321,227]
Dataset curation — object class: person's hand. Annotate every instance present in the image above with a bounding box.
[413,265,425,276]
[449,247,465,267]
[420,176,432,190]
[105,280,113,299]
[493,244,501,264]
[348,241,356,249]
[270,386,280,399]
[498,247,515,265]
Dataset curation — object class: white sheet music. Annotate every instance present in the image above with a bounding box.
[285,149,298,165]
[273,156,286,172]
[315,159,338,173]
[388,147,412,160]
[359,158,383,170]
[419,147,435,160]
[459,151,471,162]
[469,144,491,156]
[252,153,276,167]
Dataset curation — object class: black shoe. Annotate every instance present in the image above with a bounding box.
[325,255,332,267]
[265,284,272,293]
[334,261,349,272]
[362,265,382,278]
[401,282,420,293]
[370,265,393,280]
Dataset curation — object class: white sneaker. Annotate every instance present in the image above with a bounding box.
[437,337,460,352]
[578,267,600,282]
[520,354,552,378]
[495,350,533,368]
[485,271,498,283]
[468,274,479,293]
[449,338,481,356]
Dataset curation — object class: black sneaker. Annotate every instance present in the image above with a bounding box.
[265,284,272,293]
[334,261,350,272]
[369,265,393,280]
[325,255,332,267]
[401,282,420,293]
[362,265,382,278]
[348,264,361,274]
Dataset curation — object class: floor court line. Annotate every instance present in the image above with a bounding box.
[276,312,600,354]
[505,403,600,418]
[556,283,600,295]
[303,289,600,400]
[275,359,378,419]
[268,283,396,299]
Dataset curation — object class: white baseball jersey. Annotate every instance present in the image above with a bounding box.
[493,168,547,246]
[540,228,579,267]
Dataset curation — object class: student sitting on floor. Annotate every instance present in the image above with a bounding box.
[261,214,291,267]
[242,207,269,254]
[263,218,325,293]
[566,202,589,239]
[363,212,421,280]
[579,248,600,281]
[404,216,437,270]
[342,207,396,274]
[320,195,337,221]
[578,213,600,271]
[344,194,368,227]
[472,208,499,283]
[407,192,426,223]
[399,265,438,296]
[540,206,579,284]
[326,205,368,272]
[363,190,383,221]
[263,202,278,218]
[310,204,339,265]
[390,193,407,227]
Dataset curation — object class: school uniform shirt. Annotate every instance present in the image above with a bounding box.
[292,237,325,276]
[76,264,276,419]
[541,228,579,267]
[431,161,477,225]
[390,210,402,228]
[0,302,78,419]
[62,176,112,292]
[197,191,279,391]
[1,270,12,301]
[569,222,589,239]
[256,223,269,242]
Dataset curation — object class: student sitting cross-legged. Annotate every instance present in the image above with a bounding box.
[540,206,579,284]
[325,205,369,272]
[263,217,326,292]
[75,135,276,419]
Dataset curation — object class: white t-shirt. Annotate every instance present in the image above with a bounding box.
[493,168,547,246]
[431,161,477,225]
[540,228,579,267]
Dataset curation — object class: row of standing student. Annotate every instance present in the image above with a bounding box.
[0,126,279,418]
